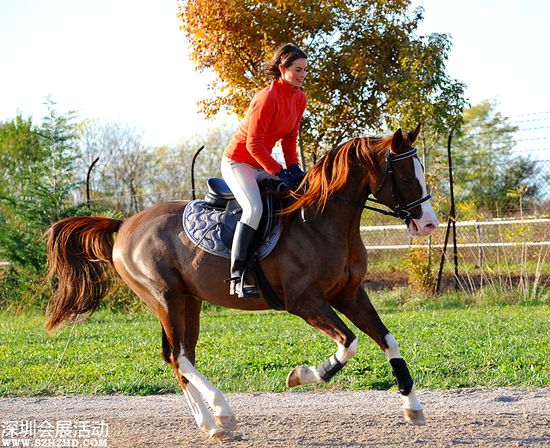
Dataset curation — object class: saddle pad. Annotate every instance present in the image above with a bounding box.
[182,200,282,260]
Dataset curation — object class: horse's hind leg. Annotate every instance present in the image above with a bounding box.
[162,328,220,437]
[285,293,359,387]
[332,287,426,425]
[159,294,237,437]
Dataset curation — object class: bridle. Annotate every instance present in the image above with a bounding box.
[304,145,432,225]
[363,147,431,225]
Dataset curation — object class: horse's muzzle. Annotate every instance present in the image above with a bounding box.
[408,214,439,236]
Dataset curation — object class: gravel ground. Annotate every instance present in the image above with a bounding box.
[1,388,549,447]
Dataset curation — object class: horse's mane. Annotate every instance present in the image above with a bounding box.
[282,135,392,215]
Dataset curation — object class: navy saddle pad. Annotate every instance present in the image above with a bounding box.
[182,179,282,259]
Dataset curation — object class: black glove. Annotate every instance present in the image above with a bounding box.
[289,164,306,184]
[276,168,299,189]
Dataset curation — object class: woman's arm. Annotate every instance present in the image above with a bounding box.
[246,94,283,174]
[281,95,307,168]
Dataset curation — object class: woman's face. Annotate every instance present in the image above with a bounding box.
[279,58,307,89]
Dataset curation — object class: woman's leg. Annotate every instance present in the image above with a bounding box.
[221,157,263,297]
[221,157,263,230]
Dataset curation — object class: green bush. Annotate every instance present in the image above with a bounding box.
[403,246,435,294]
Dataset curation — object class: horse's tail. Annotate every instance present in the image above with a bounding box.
[45,216,123,332]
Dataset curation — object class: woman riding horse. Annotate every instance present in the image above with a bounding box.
[44,126,438,438]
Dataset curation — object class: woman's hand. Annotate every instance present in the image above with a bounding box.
[288,164,305,184]
[276,168,300,189]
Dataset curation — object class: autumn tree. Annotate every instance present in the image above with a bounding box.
[178,0,465,162]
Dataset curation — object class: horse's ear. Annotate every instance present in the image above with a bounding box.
[408,123,421,144]
[391,128,404,153]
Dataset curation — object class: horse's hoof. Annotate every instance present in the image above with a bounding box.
[215,415,238,431]
[403,408,426,425]
[287,365,322,387]
[286,366,303,387]
[209,428,228,439]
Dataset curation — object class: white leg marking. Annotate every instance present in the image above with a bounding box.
[336,337,359,363]
[183,383,224,437]
[384,333,402,360]
[384,334,423,411]
[177,352,234,419]
[401,385,423,410]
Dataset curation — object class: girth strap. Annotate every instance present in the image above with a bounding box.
[251,260,286,311]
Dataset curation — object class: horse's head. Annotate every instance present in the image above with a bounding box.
[370,125,439,236]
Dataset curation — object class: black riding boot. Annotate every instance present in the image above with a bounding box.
[229,222,260,298]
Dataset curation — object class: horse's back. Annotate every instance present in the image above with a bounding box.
[113,200,189,265]
[120,200,188,231]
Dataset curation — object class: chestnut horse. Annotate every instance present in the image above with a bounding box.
[45,126,438,437]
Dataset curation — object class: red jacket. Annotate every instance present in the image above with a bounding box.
[224,78,307,174]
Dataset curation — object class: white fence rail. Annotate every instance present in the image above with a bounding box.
[361,217,550,250]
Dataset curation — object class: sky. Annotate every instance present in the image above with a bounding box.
[1,0,549,154]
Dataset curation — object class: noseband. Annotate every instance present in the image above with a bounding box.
[363,147,431,224]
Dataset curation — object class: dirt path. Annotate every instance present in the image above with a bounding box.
[1,388,549,447]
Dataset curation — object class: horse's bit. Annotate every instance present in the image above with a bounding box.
[363,147,432,225]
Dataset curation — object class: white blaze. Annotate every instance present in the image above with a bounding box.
[409,158,438,236]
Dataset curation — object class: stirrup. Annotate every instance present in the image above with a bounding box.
[225,276,240,296]
[235,281,260,299]
[225,275,260,298]
[239,269,260,298]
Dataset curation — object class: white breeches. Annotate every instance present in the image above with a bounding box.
[221,156,276,230]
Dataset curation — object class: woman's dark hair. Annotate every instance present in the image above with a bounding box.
[266,43,307,80]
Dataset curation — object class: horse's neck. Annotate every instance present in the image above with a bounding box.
[312,167,369,236]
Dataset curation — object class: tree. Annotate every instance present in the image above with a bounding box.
[437,100,541,215]
[178,0,465,162]
[0,115,43,198]
[77,120,154,214]
[153,125,233,201]
[0,102,92,307]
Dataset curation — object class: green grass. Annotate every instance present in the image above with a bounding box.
[1,299,548,396]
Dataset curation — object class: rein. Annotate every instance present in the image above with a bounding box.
[334,147,431,224]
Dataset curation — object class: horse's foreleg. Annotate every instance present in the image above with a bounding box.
[332,287,426,425]
[286,297,358,387]
[383,333,425,424]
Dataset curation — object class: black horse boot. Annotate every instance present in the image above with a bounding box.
[229,222,260,298]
